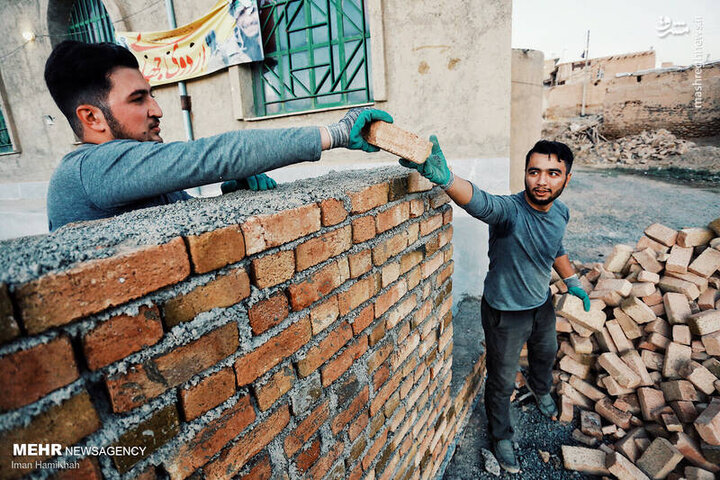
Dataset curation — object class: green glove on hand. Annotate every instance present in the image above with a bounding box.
[221,173,277,193]
[398,135,452,187]
[327,107,394,151]
[564,275,591,312]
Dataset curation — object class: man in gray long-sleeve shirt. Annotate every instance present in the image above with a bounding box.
[400,136,591,474]
[44,41,392,231]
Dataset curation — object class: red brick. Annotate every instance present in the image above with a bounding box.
[254,365,295,411]
[595,397,632,429]
[297,322,353,377]
[235,317,311,386]
[51,458,102,480]
[349,183,389,214]
[319,198,348,226]
[349,249,373,278]
[561,445,609,476]
[180,367,236,421]
[307,440,344,480]
[352,304,375,335]
[0,336,79,411]
[107,322,239,412]
[443,208,453,225]
[671,431,720,473]
[331,385,369,434]
[637,387,667,422]
[352,216,376,244]
[400,249,424,274]
[112,405,179,473]
[287,259,349,311]
[422,253,444,279]
[238,455,272,480]
[338,273,381,315]
[371,373,402,416]
[241,204,321,255]
[296,438,321,472]
[83,305,163,370]
[296,225,352,271]
[362,428,389,470]
[285,400,331,456]
[694,398,720,445]
[251,250,295,289]
[310,295,339,334]
[322,335,369,386]
[0,283,20,345]
[430,191,451,208]
[636,438,683,479]
[409,199,425,218]
[645,223,678,246]
[375,280,408,318]
[376,202,410,233]
[16,237,190,334]
[349,409,370,441]
[372,231,409,266]
[201,405,290,479]
[0,392,100,477]
[248,293,290,336]
[164,268,250,327]
[419,214,443,236]
[186,224,245,274]
[367,341,393,373]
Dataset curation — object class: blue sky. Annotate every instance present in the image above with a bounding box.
[512,0,719,67]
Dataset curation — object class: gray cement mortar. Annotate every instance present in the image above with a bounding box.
[0,166,413,285]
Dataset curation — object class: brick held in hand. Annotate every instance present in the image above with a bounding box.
[365,121,432,164]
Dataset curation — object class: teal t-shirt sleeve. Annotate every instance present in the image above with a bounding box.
[460,183,519,226]
[81,127,322,210]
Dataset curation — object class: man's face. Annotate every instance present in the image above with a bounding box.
[103,67,163,142]
[524,152,572,207]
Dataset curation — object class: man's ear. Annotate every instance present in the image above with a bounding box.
[564,172,572,187]
[75,104,107,136]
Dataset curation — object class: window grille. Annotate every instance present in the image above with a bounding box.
[252,0,373,117]
[0,107,12,153]
[68,0,115,44]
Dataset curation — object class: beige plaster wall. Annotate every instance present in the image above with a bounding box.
[0,0,511,183]
[510,48,543,193]
[602,64,720,139]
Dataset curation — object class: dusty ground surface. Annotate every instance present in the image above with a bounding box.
[442,167,720,479]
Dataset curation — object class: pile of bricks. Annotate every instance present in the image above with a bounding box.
[0,168,482,480]
[550,219,720,479]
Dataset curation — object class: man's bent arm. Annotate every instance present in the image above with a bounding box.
[83,127,322,209]
[553,254,575,279]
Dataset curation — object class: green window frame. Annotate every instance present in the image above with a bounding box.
[0,107,12,154]
[67,0,116,44]
[252,0,373,117]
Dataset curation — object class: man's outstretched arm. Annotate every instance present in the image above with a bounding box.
[398,135,517,225]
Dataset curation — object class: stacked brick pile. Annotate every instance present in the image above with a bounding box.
[550,219,720,479]
[0,168,484,480]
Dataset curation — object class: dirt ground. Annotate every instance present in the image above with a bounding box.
[442,167,720,479]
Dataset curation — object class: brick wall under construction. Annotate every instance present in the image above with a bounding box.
[0,167,485,480]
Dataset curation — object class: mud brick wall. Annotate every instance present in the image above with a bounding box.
[602,63,720,139]
[0,167,467,480]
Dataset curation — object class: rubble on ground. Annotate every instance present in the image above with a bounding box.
[543,116,720,175]
[530,218,720,479]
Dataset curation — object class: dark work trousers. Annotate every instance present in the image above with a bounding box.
[481,294,557,441]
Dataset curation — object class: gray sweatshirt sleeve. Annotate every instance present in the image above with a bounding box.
[459,183,519,226]
[81,127,322,209]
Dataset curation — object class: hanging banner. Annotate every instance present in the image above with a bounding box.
[115,0,263,86]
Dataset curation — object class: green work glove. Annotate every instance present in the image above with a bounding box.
[326,107,394,152]
[221,173,277,193]
[564,274,591,312]
[398,135,453,187]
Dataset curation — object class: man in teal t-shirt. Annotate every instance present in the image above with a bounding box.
[400,137,590,474]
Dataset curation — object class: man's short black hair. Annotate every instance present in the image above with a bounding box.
[44,40,139,137]
[525,140,574,174]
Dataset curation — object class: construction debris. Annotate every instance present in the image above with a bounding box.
[545,218,720,479]
[543,116,720,176]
